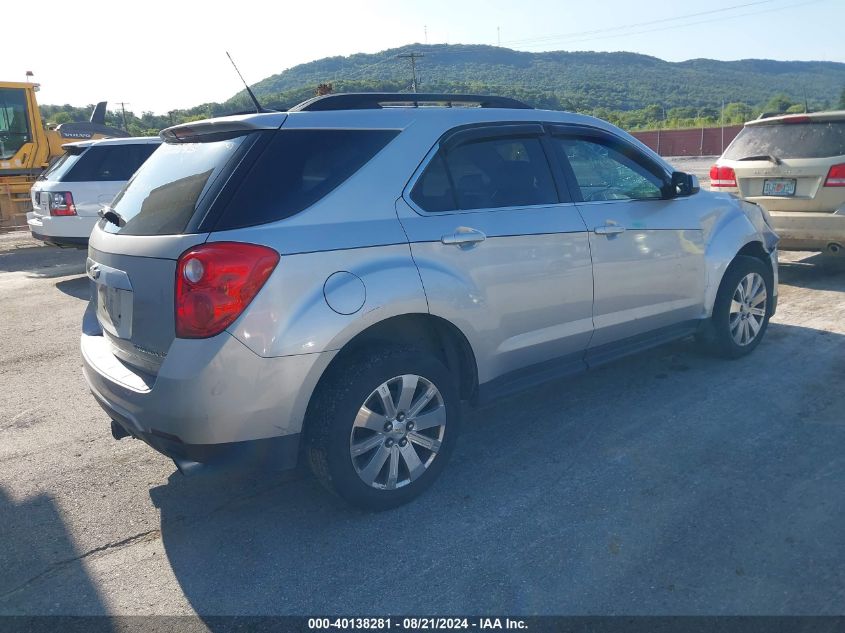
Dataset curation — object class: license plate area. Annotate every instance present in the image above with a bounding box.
[97,285,133,338]
[87,258,134,339]
[762,178,796,196]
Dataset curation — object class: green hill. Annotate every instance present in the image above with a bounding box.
[243,44,845,113]
[41,44,845,136]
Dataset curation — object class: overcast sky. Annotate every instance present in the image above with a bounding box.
[2,0,842,114]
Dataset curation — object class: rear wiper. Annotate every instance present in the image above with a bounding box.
[737,154,782,165]
[98,205,126,227]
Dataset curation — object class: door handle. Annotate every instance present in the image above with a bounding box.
[594,224,626,236]
[441,227,487,247]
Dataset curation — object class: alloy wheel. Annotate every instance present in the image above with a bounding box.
[729,272,767,346]
[349,374,446,490]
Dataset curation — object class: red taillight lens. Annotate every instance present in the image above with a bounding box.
[48,191,77,216]
[710,165,737,188]
[175,242,279,339]
[824,163,845,187]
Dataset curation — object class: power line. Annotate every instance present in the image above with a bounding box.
[517,0,824,48]
[116,102,130,131]
[397,52,424,93]
[500,0,781,47]
[502,0,823,49]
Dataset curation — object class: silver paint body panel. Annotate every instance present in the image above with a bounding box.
[81,106,778,453]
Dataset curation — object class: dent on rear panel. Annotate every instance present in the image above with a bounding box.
[228,245,427,358]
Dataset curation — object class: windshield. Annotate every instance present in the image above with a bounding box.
[38,151,84,181]
[104,135,250,236]
[0,88,32,160]
[724,121,845,160]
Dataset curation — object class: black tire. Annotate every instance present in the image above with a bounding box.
[699,255,773,359]
[306,345,461,511]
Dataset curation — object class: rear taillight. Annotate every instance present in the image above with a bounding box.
[824,163,845,187]
[48,192,77,216]
[175,242,279,339]
[710,165,737,188]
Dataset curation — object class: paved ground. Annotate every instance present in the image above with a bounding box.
[1,217,844,617]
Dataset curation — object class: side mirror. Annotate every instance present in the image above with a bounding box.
[667,171,700,198]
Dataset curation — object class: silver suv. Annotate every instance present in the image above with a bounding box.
[81,93,779,510]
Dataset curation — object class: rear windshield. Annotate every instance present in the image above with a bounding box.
[38,151,83,181]
[104,135,249,236]
[724,121,845,160]
[213,128,399,230]
[61,143,159,182]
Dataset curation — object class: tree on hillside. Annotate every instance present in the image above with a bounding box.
[763,94,796,114]
[839,87,845,109]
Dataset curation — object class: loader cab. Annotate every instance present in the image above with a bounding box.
[0,85,32,160]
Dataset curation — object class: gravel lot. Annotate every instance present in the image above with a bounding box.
[1,165,844,616]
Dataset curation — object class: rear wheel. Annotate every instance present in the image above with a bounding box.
[701,256,772,359]
[307,346,460,510]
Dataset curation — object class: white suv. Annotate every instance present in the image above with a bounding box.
[27,137,160,247]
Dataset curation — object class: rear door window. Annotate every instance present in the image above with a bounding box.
[105,135,250,236]
[724,121,845,160]
[63,143,159,182]
[411,135,559,212]
[213,129,399,230]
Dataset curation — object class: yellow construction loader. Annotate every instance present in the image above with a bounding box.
[0,81,127,229]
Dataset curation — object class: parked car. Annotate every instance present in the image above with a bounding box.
[710,110,845,255]
[27,137,161,247]
[81,93,778,510]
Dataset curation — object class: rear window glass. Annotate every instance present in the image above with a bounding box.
[411,135,559,212]
[62,143,159,182]
[214,129,399,230]
[105,136,248,236]
[38,151,83,181]
[724,121,845,160]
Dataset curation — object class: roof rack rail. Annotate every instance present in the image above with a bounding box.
[289,92,533,112]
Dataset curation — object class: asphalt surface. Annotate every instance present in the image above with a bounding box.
[1,184,844,617]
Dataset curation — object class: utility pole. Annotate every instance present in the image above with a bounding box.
[397,52,423,93]
[497,27,501,47]
[116,102,130,132]
[424,25,428,44]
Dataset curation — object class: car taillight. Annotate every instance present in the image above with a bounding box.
[175,242,279,339]
[710,165,737,188]
[824,163,845,187]
[48,192,77,216]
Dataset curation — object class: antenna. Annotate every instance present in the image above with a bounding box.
[226,51,265,113]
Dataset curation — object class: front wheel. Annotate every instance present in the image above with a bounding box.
[306,346,460,511]
[701,256,773,359]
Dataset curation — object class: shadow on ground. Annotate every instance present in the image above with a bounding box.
[0,243,86,278]
[0,488,106,616]
[148,322,845,618]
[779,253,845,291]
[56,276,91,301]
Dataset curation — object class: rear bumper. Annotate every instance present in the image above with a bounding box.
[81,317,336,469]
[27,211,96,248]
[102,398,301,469]
[767,210,845,251]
